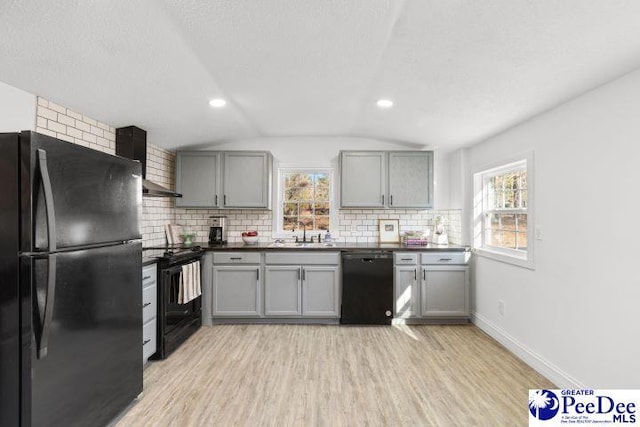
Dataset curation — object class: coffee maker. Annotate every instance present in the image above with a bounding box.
[209,216,228,244]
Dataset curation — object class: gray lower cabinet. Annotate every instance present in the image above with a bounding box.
[212,265,262,317]
[301,266,340,317]
[264,266,302,316]
[394,265,419,318]
[264,252,340,318]
[421,266,469,318]
[142,263,157,364]
[394,252,469,320]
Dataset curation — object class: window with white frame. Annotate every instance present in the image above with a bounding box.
[474,156,533,267]
[275,169,332,235]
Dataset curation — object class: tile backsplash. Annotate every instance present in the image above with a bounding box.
[172,208,462,245]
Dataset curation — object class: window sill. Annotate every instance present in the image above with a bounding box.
[475,247,535,270]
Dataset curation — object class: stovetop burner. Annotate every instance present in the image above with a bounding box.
[158,245,205,266]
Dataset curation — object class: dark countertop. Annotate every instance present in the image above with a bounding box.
[143,241,470,253]
[142,256,159,266]
[142,248,167,266]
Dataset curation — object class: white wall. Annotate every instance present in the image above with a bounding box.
[206,136,452,209]
[462,68,640,388]
[0,80,36,131]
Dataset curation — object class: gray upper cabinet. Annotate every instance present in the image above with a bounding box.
[340,150,433,209]
[388,151,433,208]
[175,151,272,209]
[340,151,386,207]
[223,152,272,208]
[175,152,220,208]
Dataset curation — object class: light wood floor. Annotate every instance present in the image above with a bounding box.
[115,324,553,427]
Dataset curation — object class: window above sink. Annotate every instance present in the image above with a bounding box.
[272,167,337,239]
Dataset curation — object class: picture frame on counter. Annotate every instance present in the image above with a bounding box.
[378,219,400,243]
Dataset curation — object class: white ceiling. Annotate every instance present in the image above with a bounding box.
[1,0,640,151]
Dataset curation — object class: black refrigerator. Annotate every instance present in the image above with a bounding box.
[0,131,143,427]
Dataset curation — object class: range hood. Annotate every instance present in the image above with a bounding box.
[115,126,182,198]
[140,178,182,198]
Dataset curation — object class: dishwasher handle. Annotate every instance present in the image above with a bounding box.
[342,252,393,261]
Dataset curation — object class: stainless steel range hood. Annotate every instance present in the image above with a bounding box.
[116,126,182,198]
[142,178,182,198]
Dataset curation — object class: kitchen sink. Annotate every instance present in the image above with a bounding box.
[267,242,337,248]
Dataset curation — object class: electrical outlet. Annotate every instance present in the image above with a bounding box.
[498,300,505,316]
[535,226,543,240]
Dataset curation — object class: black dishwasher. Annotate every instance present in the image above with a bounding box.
[341,251,394,325]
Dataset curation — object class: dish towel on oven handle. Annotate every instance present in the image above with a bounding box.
[178,260,201,304]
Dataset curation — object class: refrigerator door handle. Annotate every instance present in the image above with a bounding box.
[37,149,57,252]
[38,255,57,359]
[29,255,57,359]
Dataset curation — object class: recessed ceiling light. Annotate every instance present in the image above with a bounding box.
[376,99,394,108]
[209,98,226,108]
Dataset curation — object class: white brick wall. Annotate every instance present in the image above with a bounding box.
[35,97,116,154]
[141,146,177,247]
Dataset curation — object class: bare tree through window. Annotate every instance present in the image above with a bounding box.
[485,169,528,251]
[282,172,330,231]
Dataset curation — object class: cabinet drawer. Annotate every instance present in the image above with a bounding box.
[142,264,157,288]
[142,284,157,323]
[142,318,157,362]
[265,251,340,265]
[421,252,469,265]
[394,253,418,265]
[213,252,261,264]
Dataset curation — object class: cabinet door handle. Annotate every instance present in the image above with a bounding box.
[401,258,412,261]
[423,269,426,280]
[381,194,384,205]
[390,195,393,206]
[297,268,301,281]
[256,268,260,281]
[143,302,152,308]
[143,339,151,346]
[224,194,227,205]
[439,258,452,262]
[414,269,417,281]
[230,257,242,261]
[215,194,218,205]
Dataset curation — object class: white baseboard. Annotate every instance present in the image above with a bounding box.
[472,311,584,389]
